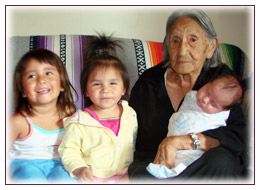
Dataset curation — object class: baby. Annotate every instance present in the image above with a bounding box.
[147,73,243,178]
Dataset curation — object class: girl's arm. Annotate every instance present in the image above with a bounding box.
[58,124,91,178]
[7,113,29,150]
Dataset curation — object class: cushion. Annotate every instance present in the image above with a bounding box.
[8,35,251,110]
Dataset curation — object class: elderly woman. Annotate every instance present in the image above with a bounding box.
[128,9,247,181]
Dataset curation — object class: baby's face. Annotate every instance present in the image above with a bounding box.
[196,79,232,114]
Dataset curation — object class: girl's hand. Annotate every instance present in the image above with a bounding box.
[73,167,94,183]
[153,136,178,169]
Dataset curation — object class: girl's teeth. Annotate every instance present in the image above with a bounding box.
[37,89,49,93]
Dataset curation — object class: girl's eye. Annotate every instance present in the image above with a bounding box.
[46,71,53,76]
[28,74,36,79]
[93,83,100,86]
[111,82,117,85]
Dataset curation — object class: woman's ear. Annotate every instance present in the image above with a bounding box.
[206,37,218,59]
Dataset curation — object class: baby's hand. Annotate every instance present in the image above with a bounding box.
[73,167,94,183]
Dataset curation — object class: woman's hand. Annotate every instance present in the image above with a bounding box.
[153,136,178,169]
[153,134,220,169]
[73,167,94,183]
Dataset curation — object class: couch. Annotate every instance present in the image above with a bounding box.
[8,35,252,112]
[7,34,254,179]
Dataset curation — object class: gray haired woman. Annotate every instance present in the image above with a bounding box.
[128,9,247,182]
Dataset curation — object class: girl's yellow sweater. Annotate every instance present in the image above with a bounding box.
[58,101,138,178]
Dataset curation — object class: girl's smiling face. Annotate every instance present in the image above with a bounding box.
[86,66,126,111]
[22,58,64,107]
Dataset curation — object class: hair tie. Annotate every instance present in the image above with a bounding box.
[95,49,109,56]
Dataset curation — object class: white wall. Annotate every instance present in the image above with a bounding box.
[6,6,254,59]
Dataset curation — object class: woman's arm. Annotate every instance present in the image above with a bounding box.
[202,104,247,156]
[153,133,220,168]
[154,105,247,169]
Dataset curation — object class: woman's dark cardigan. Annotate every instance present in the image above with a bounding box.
[128,61,247,179]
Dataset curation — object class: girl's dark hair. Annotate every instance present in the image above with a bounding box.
[80,34,130,107]
[13,48,77,118]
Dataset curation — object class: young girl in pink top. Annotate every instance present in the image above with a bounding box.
[59,34,138,183]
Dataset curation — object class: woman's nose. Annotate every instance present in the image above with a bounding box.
[179,41,189,55]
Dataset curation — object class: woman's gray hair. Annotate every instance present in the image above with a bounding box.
[163,9,222,69]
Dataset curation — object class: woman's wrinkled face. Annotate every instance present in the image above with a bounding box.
[168,17,216,75]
